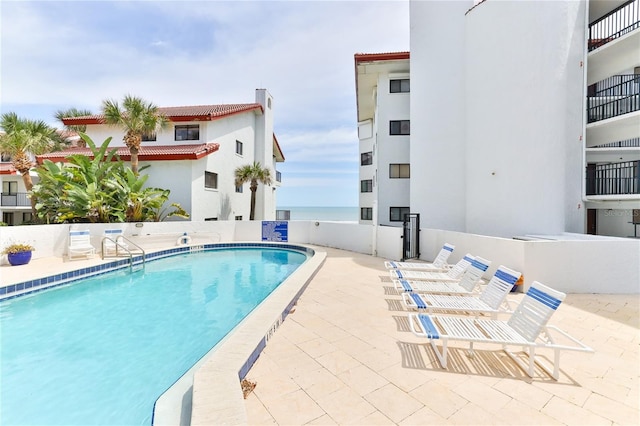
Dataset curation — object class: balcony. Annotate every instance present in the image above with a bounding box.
[1,192,31,207]
[587,74,640,123]
[587,1,640,84]
[591,137,640,148]
[586,160,640,195]
[588,0,639,51]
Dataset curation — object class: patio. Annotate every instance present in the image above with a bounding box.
[244,247,639,425]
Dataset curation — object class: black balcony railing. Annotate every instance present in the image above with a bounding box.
[1,192,31,207]
[587,74,640,123]
[586,161,640,195]
[592,137,640,148]
[588,0,639,51]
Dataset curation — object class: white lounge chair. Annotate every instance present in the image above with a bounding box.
[394,256,489,295]
[402,265,521,318]
[384,243,455,271]
[389,254,474,282]
[102,229,129,256]
[408,281,594,380]
[68,230,96,259]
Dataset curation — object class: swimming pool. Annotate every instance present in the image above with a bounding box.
[0,246,309,425]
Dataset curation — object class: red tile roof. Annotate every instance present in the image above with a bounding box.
[0,163,18,175]
[354,52,410,64]
[61,103,263,125]
[35,143,220,164]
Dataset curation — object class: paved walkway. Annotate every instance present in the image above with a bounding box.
[244,247,640,425]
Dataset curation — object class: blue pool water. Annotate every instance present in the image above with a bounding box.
[0,247,307,425]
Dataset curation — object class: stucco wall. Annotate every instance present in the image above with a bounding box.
[409,0,471,232]
[464,0,586,237]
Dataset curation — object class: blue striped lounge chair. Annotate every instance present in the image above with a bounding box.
[389,254,474,282]
[408,281,594,380]
[402,265,521,319]
[384,243,455,271]
[393,255,486,294]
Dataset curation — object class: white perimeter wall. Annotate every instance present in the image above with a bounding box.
[409,0,471,232]
[1,223,637,294]
[464,0,586,237]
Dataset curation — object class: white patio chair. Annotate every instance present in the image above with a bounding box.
[393,256,489,295]
[408,281,594,380]
[402,265,521,318]
[68,230,96,259]
[102,229,129,256]
[389,254,474,282]
[384,243,455,271]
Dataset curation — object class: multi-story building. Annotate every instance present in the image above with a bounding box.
[355,52,410,226]
[584,0,640,237]
[356,0,639,239]
[0,89,284,224]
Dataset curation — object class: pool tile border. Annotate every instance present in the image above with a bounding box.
[0,243,314,301]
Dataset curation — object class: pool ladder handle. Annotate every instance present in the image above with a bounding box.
[101,236,146,272]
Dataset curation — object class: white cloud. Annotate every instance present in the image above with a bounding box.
[1,0,408,207]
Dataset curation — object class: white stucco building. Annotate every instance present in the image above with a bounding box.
[356,0,639,239]
[23,89,283,223]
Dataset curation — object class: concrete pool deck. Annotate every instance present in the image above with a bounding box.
[1,247,638,425]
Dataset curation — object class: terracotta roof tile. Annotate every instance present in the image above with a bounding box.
[0,163,18,175]
[61,103,263,125]
[36,143,220,164]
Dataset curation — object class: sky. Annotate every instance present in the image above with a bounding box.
[0,0,409,207]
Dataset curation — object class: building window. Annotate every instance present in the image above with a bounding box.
[389,163,410,178]
[361,208,373,220]
[141,132,156,142]
[361,152,373,166]
[236,140,243,155]
[235,215,242,221]
[2,181,17,194]
[175,125,200,141]
[390,120,410,135]
[390,79,410,93]
[3,212,14,226]
[267,98,272,109]
[360,179,373,193]
[205,171,218,189]
[235,185,243,193]
[1,153,12,162]
[22,212,32,222]
[390,207,410,222]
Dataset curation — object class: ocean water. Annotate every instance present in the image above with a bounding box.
[278,206,358,221]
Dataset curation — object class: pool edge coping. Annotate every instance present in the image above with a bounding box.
[186,244,327,425]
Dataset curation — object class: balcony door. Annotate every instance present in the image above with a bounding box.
[587,209,597,235]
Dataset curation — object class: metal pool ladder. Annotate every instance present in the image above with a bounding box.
[101,236,146,272]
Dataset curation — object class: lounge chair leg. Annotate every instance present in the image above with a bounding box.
[430,339,448,369]
[465,342,476,359]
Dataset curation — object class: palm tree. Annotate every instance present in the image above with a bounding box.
[55,107,93,147]
[0,112,63,215]
[235,161,272,220]
[100,95,168,175]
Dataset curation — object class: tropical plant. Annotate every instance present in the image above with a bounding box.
[2,242,35,254]
[101,95,169,175]
[31,134,189,223]
[234,161,272,220]
[55,107,93,147]
[0,112,65,216]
